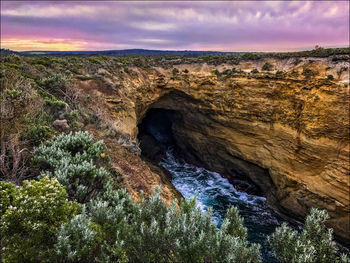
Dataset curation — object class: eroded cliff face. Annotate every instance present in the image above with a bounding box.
[75,56,349,244]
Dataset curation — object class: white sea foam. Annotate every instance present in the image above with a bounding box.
[159,149,283,263]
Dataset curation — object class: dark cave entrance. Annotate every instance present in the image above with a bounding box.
[137,107,264,196]
[137,108,179,162]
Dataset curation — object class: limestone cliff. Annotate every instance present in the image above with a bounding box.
[75,56,349,244]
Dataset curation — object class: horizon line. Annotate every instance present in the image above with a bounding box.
[2,45,349,54]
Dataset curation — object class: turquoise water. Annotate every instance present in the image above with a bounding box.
[160,150,283,263]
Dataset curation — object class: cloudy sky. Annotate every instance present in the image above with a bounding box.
[1,1,349,52]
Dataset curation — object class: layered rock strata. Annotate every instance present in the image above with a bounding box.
[76,56,350,244]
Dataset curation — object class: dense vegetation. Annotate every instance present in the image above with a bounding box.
[1,131,349,262]
[269,209,349,263]
[1,132,261,262]
[1,46,349,68]
[1,50,349,262]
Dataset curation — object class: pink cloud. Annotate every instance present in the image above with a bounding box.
[1,1,348,51]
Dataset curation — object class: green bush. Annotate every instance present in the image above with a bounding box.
[25,124,55,146]
[268,208,349,263]
[44,96,67,108]
[55,211,98,262]
[56,186,133,262]
[0,176,80,262]
[56,187,260,263]
[39,74,70,97]
[69,109,79,130]
[31,132,257,262]
[32,56,58,67]
[5,88,22,100]
[88,56,107,64]
[251,68,259,74]
[0,181,17,219]
[32,131,111,203]
[22,111,55,146]
[5,130,348,263]
[38,89,67,109]
[262,62,274,71]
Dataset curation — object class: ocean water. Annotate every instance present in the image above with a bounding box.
[160,149,283,263]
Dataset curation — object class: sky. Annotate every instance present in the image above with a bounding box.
[1,1,349,52]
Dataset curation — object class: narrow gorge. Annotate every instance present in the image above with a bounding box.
[75,56,349,246]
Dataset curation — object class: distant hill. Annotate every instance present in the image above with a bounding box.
[2,47,348,59]
[19,49,244,56]
[0,48,20,55]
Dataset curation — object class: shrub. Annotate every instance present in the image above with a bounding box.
[43,132,260,263]
[133,57,147,68]
[0,176,80,262]
[25,124,55,146]
[69,109,79,130]
[39,74,69,95]
[0,181,17,219]
[290,69,299,77]
[331,55,349,62]
[172,68,179,75]
[276,70,285,78]
[327,75,334,80]
[44,95,67,108]
[232,67,240,73]
[293,58,303,65]
[262,62,274,71]
[213,69,221,76]
[88,56,107,64]
[32,56,59,67]
[302,68,315,78]
[38,89,67,113]
[22,111,56,146]
[32,131,111,203]
[251,68,259,74]
[56,186,133,262]
[55,211,97,262]
[56,187,260,263]
[268,208,350,263]
[4,88,22,100]
[39,91,68,119]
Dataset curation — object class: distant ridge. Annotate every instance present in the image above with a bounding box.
[2,47,349,59]
[0,48,20,55]
[2,48,243,56]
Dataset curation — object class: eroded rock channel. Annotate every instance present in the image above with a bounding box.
[138,106,265,196]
